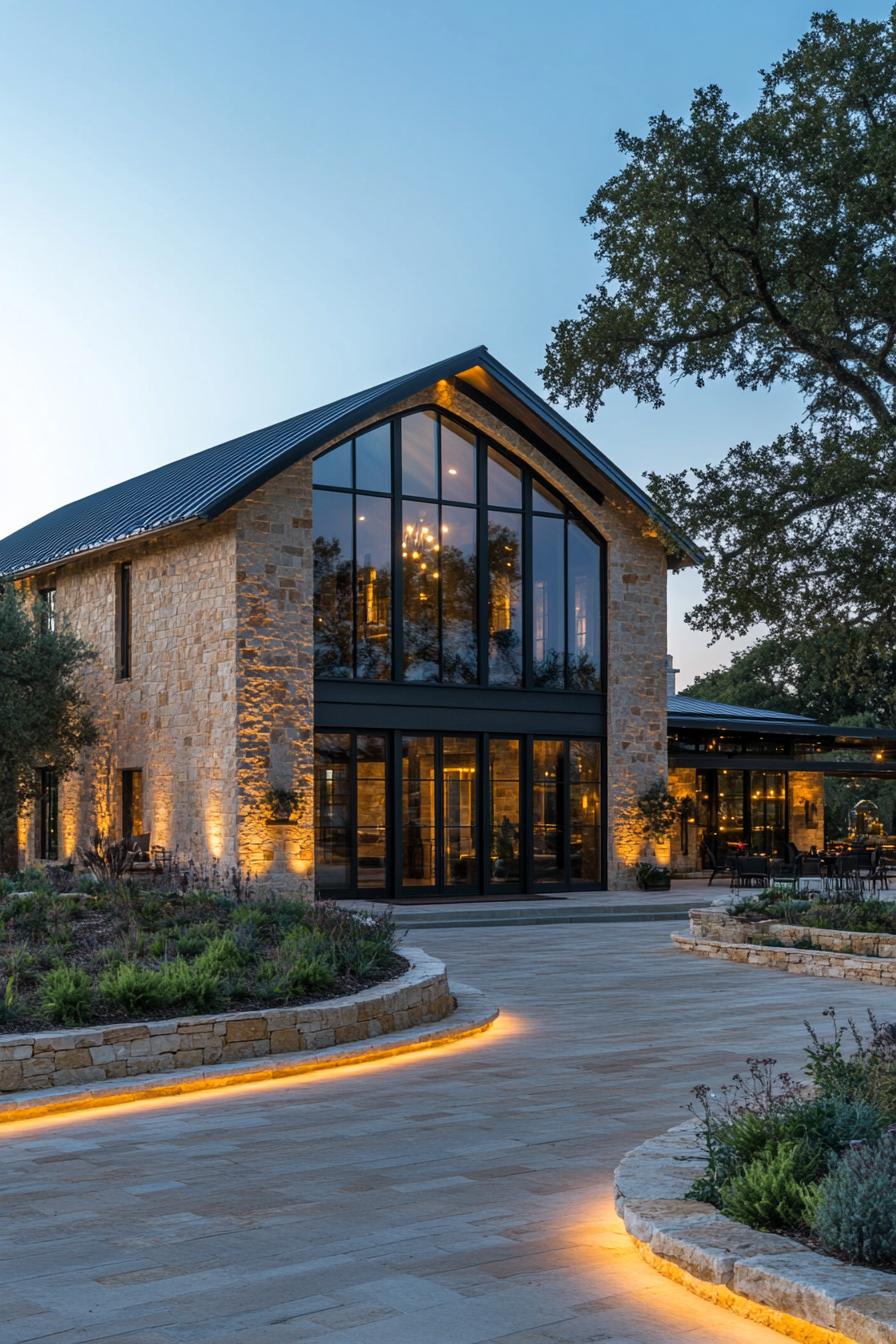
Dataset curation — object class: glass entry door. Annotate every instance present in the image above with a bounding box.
[314,729,604,897]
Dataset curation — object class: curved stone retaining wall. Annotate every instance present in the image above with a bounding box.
[0,947,452,1094]
[674,909,896,987]
[616,1121,896,1344]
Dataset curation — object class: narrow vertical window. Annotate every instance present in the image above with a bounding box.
[38,587,56,634]
[38,768,59,861]
[122,768,144,842]
[116,563,132,680]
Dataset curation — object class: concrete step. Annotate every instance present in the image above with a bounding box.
[395,902,694,930]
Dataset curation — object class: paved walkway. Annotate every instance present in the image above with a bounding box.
[3,920,891,1343]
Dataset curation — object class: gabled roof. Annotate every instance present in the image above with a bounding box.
[0,346,702,578]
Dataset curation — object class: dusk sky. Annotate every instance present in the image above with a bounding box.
[1,0,881,682]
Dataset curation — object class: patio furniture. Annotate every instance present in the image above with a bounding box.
[797,854,826,897]
[770,858,799,893]
[703,842,735,886]
[731,855,770,890]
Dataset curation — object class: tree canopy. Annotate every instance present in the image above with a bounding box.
[683,629,896,726]
[542,8,896,692]
[0,587,96,867]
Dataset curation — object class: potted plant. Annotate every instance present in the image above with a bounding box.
[632,779,679,890]
[263,787,299,822]
[633,860,672,891]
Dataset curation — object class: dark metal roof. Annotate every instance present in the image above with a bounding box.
[0,346,702,578]
[668,694,896,744]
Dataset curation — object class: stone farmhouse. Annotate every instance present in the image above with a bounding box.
[2,348,893,895]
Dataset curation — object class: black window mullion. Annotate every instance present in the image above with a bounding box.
[562,518,570,689]
[435,417,443,681]
[392,421,403,681]
[522,474,533,687]
[476,437,488,686]
[349,733,358,893]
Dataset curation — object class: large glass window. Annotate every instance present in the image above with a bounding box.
[313,409,603,688]
[38,768,58,862]
[314,730,603,896]
[489,738,520,886]
[314,734,351,889]
[532,739,564,885]
[402,736,436,887]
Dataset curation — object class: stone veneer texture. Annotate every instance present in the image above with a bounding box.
[18,377,671,888]
[0,949,452,1094]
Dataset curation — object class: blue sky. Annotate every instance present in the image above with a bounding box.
[0,0,883,680]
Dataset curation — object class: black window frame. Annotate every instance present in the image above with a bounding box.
[38,586,56,634]
[312,406,606,692]
[38,767,59,862]
[121,767,143,840]
[116,562,132,681]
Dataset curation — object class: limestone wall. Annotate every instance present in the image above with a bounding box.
[0,949,452,1094]
[233,461,315,894]
[18,519,238,870]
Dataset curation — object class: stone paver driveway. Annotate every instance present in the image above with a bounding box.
[2,921,890,1343]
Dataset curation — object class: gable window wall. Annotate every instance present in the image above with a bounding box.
[312,409,603,690]
[312,407,606,898]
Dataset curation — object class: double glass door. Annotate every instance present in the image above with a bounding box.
[697,768,788,858]
[314,731,603,897]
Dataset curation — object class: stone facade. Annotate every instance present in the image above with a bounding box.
[16,377,671,890]
[18,518,239,873]
[0,948,453,1094]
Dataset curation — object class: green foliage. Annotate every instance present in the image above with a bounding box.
[39,966,92,1027]
[541,9,896,705]
[721,1139,821,1232]
[0,885,400,1028]
[813,1135,896,1267]
[634,781,679,844]
[0,587,97,870]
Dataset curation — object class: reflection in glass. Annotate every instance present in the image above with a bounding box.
[488,511,523,685]
[533,479,563,514]
[402,736,436,886]
[355,425,391,493]
[356,735,387,887]
[314,733,351,888]
[355,495,391,679]
[567,521,601,689]
[441,505,477,684]
[569,739,600,883]
[750,771,787,855]
[313,490,353,677]
[401,411,437,499]
[441,419,477,502]
[489,738,520,885]
[402,500,440,680]
[532,514,565,687]
[443,736,477,886]
[717,771,745,850]
[533,739,564,884]
[313,440,352,488]
[487,446,522,508]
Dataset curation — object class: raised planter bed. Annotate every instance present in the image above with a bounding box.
[615,1120,896,1344]
[673,909,896,986]
[0,946,453,1095]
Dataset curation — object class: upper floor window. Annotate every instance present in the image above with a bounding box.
[312,409,603,690]
[116,562,131,680]
[38,587,56,634]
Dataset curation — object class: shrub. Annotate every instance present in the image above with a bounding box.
[721,1138,821,1232]
[99,963,168,1017]
[813,1134,896,1266]
[39,966,92,1026]
[278,954,336,998]
[195,933,244,977]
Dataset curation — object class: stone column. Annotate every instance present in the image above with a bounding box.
[234,461,315,896]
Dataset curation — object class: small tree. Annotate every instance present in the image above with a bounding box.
[0,586,97,869]
[635,781,679,846]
